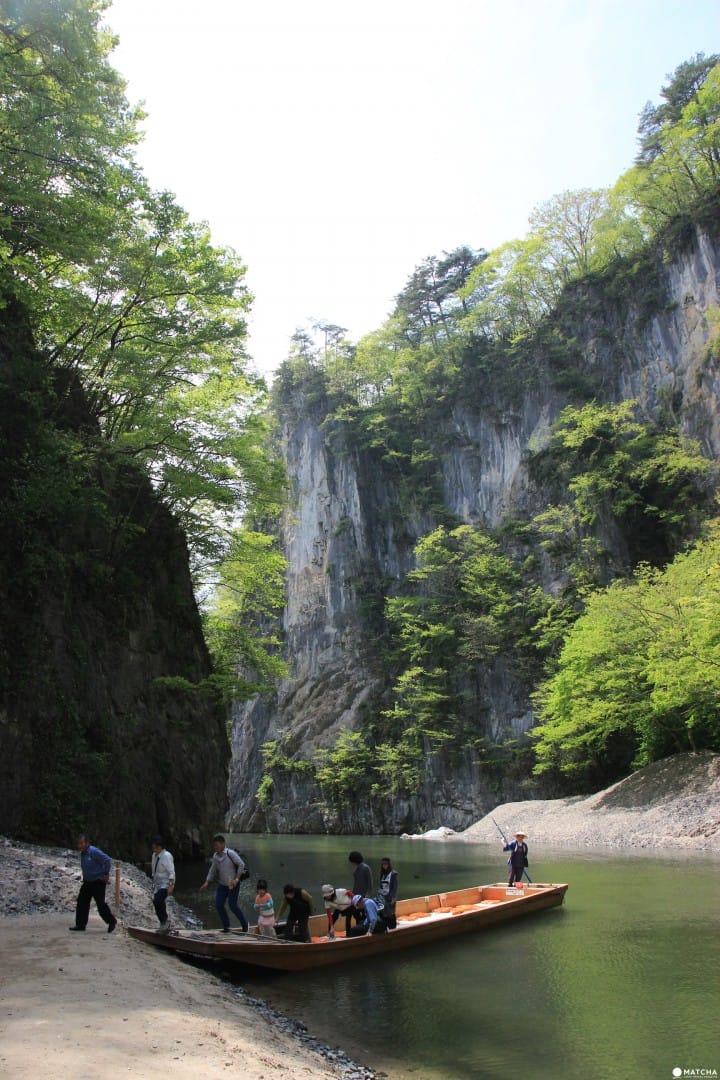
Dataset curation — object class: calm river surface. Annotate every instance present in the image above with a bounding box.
[173,835,719,1080]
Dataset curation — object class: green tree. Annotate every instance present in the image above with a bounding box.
[618,56,720,228]
[204,529,288,702]
[0,0,141,276]
[528,188,611,280]
[394,247,485,347]
[536,400,715,567]
[0,0,284,580]
[636,52,720,164]
[532,521,720,789]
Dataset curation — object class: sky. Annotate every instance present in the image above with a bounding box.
[105,0,719,379]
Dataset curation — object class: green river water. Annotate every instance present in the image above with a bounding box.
[172,834,719,1080]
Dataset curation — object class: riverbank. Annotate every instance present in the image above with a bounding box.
[0,838,378,1080]
[2,751,718,1077]
[408,751,720,851]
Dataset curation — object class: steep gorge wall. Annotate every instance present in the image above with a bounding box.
[228,228,720,834]
[0,298,228,859]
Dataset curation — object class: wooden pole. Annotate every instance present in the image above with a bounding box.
[115,864,121,908]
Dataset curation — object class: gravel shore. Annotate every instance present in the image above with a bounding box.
[410,752,720,852]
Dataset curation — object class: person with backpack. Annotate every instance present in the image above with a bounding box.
[378,856,398,928]
[502,830,529,886]
[199,834,249,932]
[346,893,388,936]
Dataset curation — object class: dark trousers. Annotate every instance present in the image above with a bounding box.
[344,905,362,934]
[153,888,169,924]
[282,917,310,942]
[508,865,524,886]
[75,879,114,929]
[347,918,387,937]
[214,883,248,930]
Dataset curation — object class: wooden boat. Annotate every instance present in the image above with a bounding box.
[127,881,568,972]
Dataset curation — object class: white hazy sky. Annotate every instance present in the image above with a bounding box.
[105,0,719,379]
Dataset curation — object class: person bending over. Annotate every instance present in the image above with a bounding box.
[321,883,354,938]
[277,884,313,942]
[346,893,388,937]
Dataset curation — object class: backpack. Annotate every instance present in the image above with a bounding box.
[373,891,390,917]
[229,849,250,881]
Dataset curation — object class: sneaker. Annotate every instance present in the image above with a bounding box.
[158,922,171,935]
[68,926,85,932]
[107,918,117,934]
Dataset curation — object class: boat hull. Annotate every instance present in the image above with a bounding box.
[127,882,568,972]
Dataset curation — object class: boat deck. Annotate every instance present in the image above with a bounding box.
[127,882,568,971]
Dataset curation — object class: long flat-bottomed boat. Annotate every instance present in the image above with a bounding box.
[126,881,568,972]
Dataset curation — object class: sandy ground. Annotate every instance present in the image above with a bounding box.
[0,844,374,1080]
[0,912,345,1080]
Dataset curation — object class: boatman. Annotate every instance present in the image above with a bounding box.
[502,830,529,886]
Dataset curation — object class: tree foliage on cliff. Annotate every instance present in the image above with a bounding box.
[532,400,716,573]
[532,521,720,789]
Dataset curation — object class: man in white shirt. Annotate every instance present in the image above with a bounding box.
[151,835,175,932]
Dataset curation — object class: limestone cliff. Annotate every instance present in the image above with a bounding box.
[0,295,228,859]
[228,226,720,834]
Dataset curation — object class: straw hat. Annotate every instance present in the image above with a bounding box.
[515,831,527,839]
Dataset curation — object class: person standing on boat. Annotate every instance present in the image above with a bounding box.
[503,831,529,886]
[151,835,175,933]
[199,834,249,932]
[347,851,372,933]
[277,884,313,942]
[321,883,354,938]
[346,893,387,936]
[378,856,398,928]
[69,833,117,934]
[253,879,277,937]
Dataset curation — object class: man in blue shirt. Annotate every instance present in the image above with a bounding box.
[346,893,388,936]
[69,834,117,933]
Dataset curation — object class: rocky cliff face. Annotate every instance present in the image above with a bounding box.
[0,297,228,859]
[228,228,720,834]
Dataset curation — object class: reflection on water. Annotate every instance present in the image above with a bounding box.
[173,837,720,1080]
